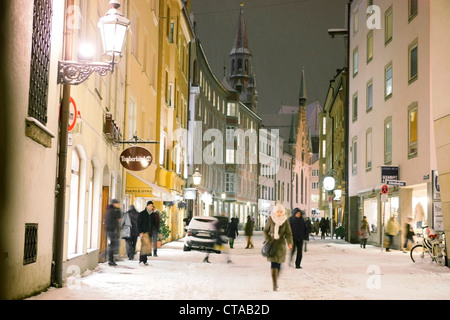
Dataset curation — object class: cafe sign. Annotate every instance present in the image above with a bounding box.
[120,146,153,171]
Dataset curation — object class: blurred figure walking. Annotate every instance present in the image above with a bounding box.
[121,205,139,260]
[358,216,371,249]
[105,199,121,266]
[403,217,415,253]
[244,216,254,249]
[226,217,239,249]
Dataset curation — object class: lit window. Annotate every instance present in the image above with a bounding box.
[385,63,393,98]
[408,103,418,157]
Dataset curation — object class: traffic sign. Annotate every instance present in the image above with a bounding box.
[381,184,389,194]
[386,180,406,187]
[68,97,77,132]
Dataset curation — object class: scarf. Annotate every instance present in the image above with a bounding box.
[270,211,287,240]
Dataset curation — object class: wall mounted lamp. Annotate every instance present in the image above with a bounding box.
[57,0,130,85]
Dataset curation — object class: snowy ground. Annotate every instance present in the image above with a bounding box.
[28,232,450,301]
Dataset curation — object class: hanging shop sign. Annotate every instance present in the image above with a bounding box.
[120,146,153,171]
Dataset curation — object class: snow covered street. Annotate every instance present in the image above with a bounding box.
[29,232,450,301]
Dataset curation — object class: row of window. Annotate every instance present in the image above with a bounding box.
[351,102,418,174]
[352,39,418,121]
[353,1,418,40]
[224,171,257,198]
[68,148,119,257]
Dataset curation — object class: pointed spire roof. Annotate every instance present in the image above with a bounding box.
[299,68,307,105]
[230,3,251,56]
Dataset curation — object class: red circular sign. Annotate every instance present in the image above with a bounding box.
[68,97,77,132]
[381,184,389,194]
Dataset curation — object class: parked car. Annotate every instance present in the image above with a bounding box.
[184,216,229,253]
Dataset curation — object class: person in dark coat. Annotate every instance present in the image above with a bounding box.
[122,205,139,260]
[319,217,327,239]
[288,208,308,269]
[105,199,121,266]
[138,201,161,264]
[403,217,415,253]
[226,217,239,248]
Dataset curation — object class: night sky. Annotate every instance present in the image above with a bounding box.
[190,0,349,126]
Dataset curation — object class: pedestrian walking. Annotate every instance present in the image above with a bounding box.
[313,218,320,236]
[288,208,308,269]
[121,205,139,260]
[244,215,254,249]
[385,216,399,252]
[304,215,312,251]
[325,217,330,236]
[358,216,371,249]
[226,217,239,249]
[319,217,327,239]
[203,219,231,264]
[263,203,293,291]
[403,217,415,253]
[138,201,161,265]
[105,199,121,266]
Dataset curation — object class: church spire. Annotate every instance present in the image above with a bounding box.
[228,3,258,113]
[230,3,251,56]
[299,67,307,106]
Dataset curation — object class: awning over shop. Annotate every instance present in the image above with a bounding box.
[125,172,175,201]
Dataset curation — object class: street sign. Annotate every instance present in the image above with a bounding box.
[386,180,406,186]
[68,97,77,132]
[381,184,389,194]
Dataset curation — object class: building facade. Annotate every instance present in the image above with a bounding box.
[319,68,348,238]
[0,0,64,300]
[348,0,439,249]
[429,0,450,265]
[258,128,278,227]
[188,39,229,219]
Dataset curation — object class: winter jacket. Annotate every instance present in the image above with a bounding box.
[244,219,254,236]
[404,222,415,239]
[288,215,308,241]
[138,209,161,234]
[120,212,132,238]
[263,216,293,264]
[121,206,139,238]
[386,219,399,236]
[226,218,239,239]
[128,207,140,237]
[358,221,371,239]
[105,205,121,233]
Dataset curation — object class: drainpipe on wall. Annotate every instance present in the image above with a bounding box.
[52,0,74,288]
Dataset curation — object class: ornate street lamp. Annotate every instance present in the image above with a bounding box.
[193,168,202,186]
[323,175,336,239]
[58,0,130,85]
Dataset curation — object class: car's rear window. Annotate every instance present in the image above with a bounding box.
[189,217,217,230]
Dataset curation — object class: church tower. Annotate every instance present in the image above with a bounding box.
[296,68,311,164]
[228,3,258,113]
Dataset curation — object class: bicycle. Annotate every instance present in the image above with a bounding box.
[410,226,446,266]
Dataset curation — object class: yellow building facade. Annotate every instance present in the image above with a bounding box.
[123,0,194,243]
